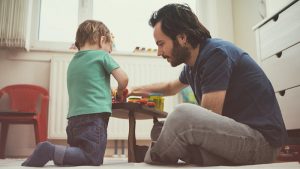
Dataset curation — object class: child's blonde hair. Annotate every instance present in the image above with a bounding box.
[75,20,112,50]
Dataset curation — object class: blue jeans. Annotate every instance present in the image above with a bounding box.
[145,103,280,166]
[54,113,109,166]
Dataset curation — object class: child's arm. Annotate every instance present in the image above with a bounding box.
[111,67,128,102]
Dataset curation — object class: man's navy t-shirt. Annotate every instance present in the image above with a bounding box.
[179,38,287,147]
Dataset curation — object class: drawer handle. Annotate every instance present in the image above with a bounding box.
[279,90,285,96]
[272,14,279,22]
[276,51,282,58]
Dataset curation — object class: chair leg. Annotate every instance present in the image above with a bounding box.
[34,122,47,144]
[33,122,40,144]
[0,122,9,159]
[39,121,47,142]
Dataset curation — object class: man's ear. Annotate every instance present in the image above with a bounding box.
[176,33,187,45]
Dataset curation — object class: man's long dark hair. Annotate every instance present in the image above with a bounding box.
[149,3,211,48]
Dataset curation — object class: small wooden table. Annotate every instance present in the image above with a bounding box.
[112,102,167,162]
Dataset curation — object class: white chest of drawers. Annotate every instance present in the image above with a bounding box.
[254,0,300,130]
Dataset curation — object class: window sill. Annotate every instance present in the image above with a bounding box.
[30,47,158,58]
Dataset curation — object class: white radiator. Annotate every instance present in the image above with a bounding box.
[48,55,182,140]
[48,57,70,139]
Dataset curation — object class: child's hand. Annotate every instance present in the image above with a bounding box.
[127,87,133,97]
[116,88,128,102]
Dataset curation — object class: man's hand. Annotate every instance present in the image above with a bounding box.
[127,87,150,97]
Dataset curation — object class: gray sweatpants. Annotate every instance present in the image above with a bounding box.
[145,103,280,166]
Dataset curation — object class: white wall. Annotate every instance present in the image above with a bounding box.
[196,0,262,61]
[0,51,51,88]
[196,0,234,42]
[232,0,263,61]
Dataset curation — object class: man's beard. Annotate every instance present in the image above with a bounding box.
[170,40,191,67]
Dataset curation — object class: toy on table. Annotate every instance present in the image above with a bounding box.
[126,93,164,111]
[148,93,164,111]
[112,88,128,103]
[112,90,164,110]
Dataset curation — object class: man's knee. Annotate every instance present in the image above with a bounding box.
[165,103,196,128]
[168,103,206,120]
[165,103,211,129]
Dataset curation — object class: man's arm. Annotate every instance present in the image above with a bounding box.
[201,90,226,115]
[129,79,188,97]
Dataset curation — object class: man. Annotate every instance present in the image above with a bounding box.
[129,3,287,166]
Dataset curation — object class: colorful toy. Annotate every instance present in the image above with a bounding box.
[113,91,164,110]
[148,93,164,111]
[112,88,128,103]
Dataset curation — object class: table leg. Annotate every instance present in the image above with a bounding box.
[128,111,136,162]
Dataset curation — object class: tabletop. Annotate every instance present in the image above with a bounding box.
[112,102,168,119]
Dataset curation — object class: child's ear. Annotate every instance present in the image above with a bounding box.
[100,36,106,44]
[99,36,106,47]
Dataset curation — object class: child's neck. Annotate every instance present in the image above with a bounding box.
[80,43,100,51]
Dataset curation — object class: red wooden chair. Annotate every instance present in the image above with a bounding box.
[0,84,49,159]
